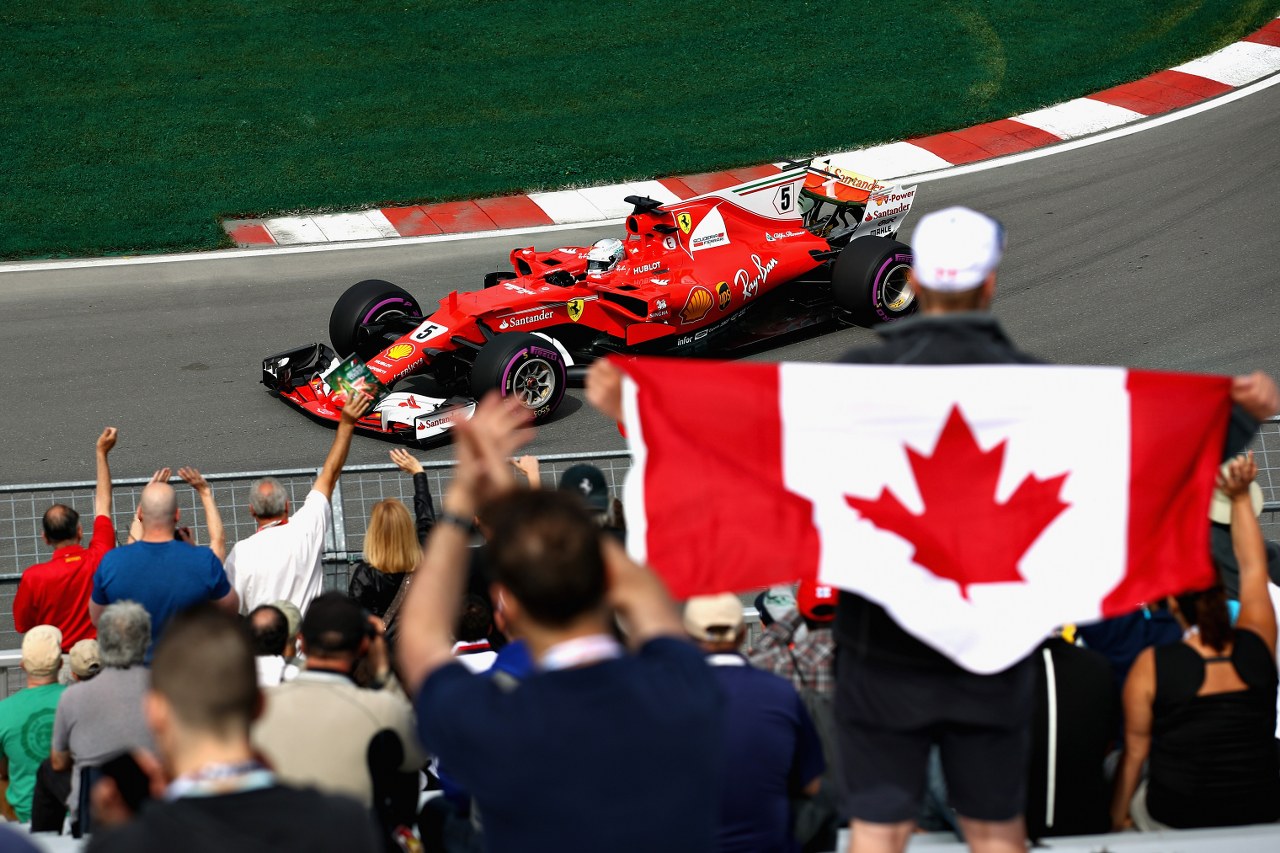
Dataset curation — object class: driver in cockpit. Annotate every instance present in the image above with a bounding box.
[585,238,626,278]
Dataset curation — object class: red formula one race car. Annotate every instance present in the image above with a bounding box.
[262,161,919,443]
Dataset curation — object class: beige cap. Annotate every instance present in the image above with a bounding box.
[21,625,63,679]
[270,600,303,638]
[69,639,101,679]
[684,593,744,642]
[1209,458,1264,525]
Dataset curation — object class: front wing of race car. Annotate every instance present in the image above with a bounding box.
[262,344,476,444]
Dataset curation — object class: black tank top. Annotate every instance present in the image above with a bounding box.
[1147,629,1280,828]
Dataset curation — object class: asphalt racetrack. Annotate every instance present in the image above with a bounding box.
[2,82,1278,485]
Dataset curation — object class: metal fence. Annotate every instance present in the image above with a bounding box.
[1,419,1278,693]
[0,451,634,657]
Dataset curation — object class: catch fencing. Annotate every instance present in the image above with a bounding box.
[1,419,1278,694]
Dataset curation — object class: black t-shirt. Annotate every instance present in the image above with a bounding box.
[416,637,724,853]
[1148,629,1280,828]
[1025,638,1119,839]
[86,785,380,853]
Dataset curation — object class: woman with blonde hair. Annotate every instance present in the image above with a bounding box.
[348,449,435,619]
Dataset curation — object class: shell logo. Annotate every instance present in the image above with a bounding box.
[679,286,714,324]
[387,344,415,360]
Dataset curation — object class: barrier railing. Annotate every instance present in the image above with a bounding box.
[1,417,1277,693]
[0,451,633,656]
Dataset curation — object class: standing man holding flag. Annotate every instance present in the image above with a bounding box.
[831,207,1278,853]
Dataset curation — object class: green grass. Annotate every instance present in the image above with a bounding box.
[1,1,1277,259]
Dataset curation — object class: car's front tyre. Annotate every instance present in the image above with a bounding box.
[329,279,423,359]
[470,333,567,422]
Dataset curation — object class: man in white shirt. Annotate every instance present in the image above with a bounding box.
[225,394,370,615]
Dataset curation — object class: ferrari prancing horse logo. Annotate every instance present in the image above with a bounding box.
[676,212,693,234]
[567,298,585,322]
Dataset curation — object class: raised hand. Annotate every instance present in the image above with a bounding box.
[512,454,541,486]
[390,447,425,475]
[177,466,212,495]
[586,358,625,423]
[1231,371,1280,421]
[97,427,119,455]
[1217,451,1258,499]
[446,393,534,514]
[340,390,375,424]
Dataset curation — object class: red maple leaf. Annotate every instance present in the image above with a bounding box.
[844,405,1071,599]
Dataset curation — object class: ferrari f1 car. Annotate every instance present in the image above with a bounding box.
[262,160,919,443]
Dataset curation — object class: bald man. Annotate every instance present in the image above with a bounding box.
[90,480,238,655]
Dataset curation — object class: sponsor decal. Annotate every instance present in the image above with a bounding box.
[634,261,661,274]
[650,278,669,286]
[864,202,912,222]
[869,189,915,205]
[677,327,714,346]
[557,248,578,255]
[409,320,449,343]
[567,298,586,322]
[676,212,693,234]
[503,282,535,295]
[398,396,421,409]
[372,359,394,369]
[497,309,554,330]
[316,406,335,416]
[832,167,885,194]
[416,416,452,431]
[715,281,731,311]
[689,205,729,252]
[765,230,806,242]
[734,254,778,300]
[679,286,714,324]
[531,346,558,361]
[387,343,415,360]
[655,298,668,311]
[648,310,669,319]
[663,235,677,250]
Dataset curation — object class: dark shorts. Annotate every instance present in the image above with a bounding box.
[836,652,1034,823]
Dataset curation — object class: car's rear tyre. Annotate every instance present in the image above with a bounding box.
[831,236,916,326]
[470,333,567,422]
[329,279,423,359]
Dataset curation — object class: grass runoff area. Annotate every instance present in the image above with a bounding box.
[2,2,1279,259]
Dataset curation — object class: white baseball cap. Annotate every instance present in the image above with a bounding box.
[911,206,1005,291]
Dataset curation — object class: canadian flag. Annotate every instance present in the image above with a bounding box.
[617,357,1232,673]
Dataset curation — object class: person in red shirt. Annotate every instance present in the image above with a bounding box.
[13,427,119,650]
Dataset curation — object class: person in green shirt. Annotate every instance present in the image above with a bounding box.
[0,625,67,823]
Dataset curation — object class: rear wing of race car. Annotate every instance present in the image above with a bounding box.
[801,158,917,246]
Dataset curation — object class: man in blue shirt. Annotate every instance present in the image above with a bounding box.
[686,593,825,853]
[91,479,238,650]
[396,395,724,853]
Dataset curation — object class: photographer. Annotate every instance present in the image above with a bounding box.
[251,592,425,810]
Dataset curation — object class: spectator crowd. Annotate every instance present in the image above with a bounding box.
[1,206,1279,853]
